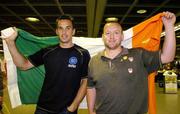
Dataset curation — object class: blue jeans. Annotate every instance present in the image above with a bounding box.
[34,107,77,114]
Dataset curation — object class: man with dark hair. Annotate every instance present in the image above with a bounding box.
[56,14,75,28]
[5,14,90,114]
[87,11,176,114]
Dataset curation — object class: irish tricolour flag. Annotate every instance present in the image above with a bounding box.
[3,13,163,114]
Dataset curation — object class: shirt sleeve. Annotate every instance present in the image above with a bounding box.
[87,75,96,88]
[81,50,91,79]
[28,48,45,67]
[141,48,162,74]
[87,58,96,88]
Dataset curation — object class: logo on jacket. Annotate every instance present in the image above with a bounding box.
[68,57,78,68]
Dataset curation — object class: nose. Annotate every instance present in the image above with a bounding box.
[110,33,114,39]
[62,29,67,34]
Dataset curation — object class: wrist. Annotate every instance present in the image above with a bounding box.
[89,108,95,113]
[67,103,78,112]
[89,110,96,114]
[164,24,174,30]
[164,23,174,28]
[6,40,16,45]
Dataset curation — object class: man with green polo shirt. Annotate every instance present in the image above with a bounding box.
[87,11,176,114]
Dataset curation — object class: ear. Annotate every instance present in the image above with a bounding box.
[72,28,76,35]
[102,34,105,42]
[55,29,59,35]
[121,34,124,41]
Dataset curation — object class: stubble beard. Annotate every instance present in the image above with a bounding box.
[105,42,120,50]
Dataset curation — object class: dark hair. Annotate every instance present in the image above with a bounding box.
[56,14,75,28]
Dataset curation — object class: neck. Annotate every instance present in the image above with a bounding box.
[105,47,122,59]
[59,42,74,48]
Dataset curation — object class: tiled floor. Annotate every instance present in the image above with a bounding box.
[156,83,180,114]
[2,82,180,114]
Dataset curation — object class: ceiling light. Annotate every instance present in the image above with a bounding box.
[137,9,147,14]
[77,30,83,33]
[105,17,118,22]
[25,17,40,22]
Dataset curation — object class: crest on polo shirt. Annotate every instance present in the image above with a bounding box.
[68,56,78,68]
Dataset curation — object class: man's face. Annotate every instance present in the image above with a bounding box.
[56,19,75,44]
[102,23,123,50]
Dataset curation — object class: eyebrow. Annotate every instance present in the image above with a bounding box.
[57,25,72,29]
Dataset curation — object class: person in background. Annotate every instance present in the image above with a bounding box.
[0,62,3,114]
[87,11,176,114]
[4,14,90,114]
[0,58,6,114]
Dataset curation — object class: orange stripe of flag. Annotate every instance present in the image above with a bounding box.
[132,13,163,114]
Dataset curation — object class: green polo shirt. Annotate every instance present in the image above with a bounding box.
[87,48,161,114]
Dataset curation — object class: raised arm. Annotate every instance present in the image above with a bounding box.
[161,11,176,64]
[4,27,34,70]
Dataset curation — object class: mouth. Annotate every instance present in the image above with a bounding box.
[108,40,116,43]
[61,34,67,38]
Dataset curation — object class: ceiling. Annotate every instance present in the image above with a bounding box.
[0,0,180,58]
